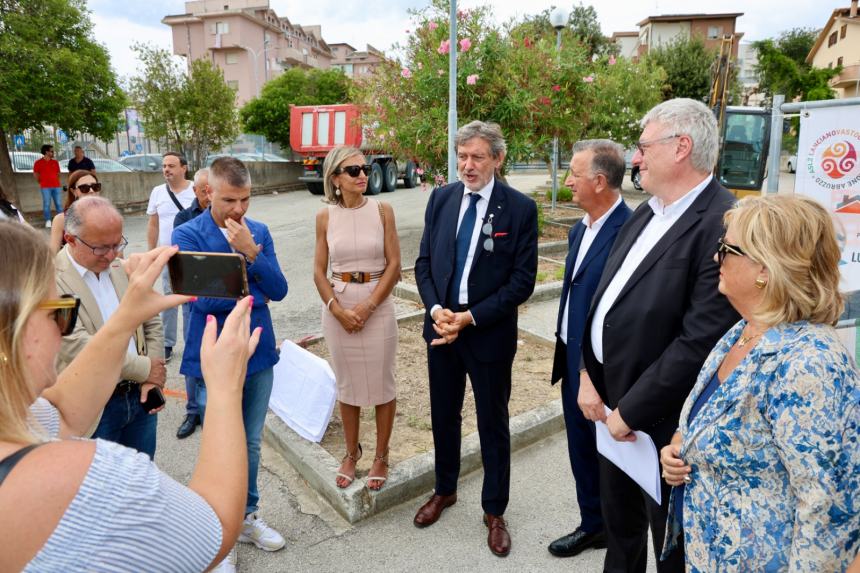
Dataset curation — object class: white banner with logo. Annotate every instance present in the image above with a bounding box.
[796,105,860,291]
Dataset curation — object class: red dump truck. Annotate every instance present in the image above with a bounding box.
[289,103,421,195]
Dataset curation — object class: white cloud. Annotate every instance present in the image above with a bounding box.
[91,13,174,80]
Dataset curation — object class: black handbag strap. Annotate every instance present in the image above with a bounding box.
[0,443,43,486]
[165,185,185,211]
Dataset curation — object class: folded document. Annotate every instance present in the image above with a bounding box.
[595,405,662,504]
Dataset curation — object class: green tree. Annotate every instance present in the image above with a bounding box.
[0,0,126,201]
[646,36,716,101]
[754,28,838,103]
[511,3,614,58]
[239,68,351,149]
[352,0,662,182]
[129,44,239,169]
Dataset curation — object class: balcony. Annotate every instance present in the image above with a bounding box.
[831,64,860,89]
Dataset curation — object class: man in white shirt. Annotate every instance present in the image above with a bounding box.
[548,140,631,559]
[146,152,194,362]
[579,99,739,572]
[55,196,165,458]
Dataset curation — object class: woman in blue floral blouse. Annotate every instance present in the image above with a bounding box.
[659,195,860,571]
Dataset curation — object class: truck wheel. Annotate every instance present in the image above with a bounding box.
[307,182,325,195]
[367,163,383,195]
[404,161,420,188]
[383,161,398,193]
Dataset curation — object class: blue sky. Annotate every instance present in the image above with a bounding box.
[89,0,849,78]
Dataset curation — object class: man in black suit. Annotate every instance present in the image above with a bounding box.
[413,120,538,557]
[548,140,631,558]
[580,99,739,572]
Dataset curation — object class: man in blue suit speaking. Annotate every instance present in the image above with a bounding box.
[413,121,538,557]
[548,140,631,558]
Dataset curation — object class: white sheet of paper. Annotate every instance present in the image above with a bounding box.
[595,405,662,504]
[268,339,337,443]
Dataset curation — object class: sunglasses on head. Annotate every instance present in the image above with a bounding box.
[335,164,371,177]
[716,237,746,266]
[38,294,81,336]
[73,182,102,193]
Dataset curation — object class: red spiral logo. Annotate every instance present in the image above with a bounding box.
[821,141,857,179]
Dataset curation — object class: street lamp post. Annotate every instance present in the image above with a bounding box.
[549,8,568,213]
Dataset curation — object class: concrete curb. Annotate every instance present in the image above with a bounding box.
[262,315,564,524]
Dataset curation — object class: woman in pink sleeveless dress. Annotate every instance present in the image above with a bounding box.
[313,146,401,490]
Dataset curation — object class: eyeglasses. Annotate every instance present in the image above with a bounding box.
[38,295,81,336]
[74,235,128,256]
[717,237,746,265]
[73,182,102,193]
[635,134,679,154]
[335,164,371,177]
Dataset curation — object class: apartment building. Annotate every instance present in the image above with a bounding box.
[163,0,334,105]
[330,43,385,79]
[610,31,639,59]
[806,0,860,98]
[636,13,743,58]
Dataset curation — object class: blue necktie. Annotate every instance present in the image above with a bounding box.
[448,192,481,307]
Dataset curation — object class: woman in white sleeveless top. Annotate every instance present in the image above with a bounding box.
[314,146,401,490]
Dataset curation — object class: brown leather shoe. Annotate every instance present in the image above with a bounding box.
[483,513,511,557]
[413,493,457,528]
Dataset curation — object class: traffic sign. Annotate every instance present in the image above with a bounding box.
[13,134,25,148]
[57,129,68,144]
[135,143,143,152]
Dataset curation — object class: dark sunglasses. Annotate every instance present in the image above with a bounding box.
[717,237,746,266]
[38,294,81,336]
[73,182,102,193]
[335,164,371,177]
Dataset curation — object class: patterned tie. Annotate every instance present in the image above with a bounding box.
[448,192,481,307]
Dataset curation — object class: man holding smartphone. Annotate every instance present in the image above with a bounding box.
[173,157,288,569]
[54,196,166,459]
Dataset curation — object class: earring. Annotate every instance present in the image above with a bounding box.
[0,352,7,364]
[335,187,341,196]
[754,277,767,289]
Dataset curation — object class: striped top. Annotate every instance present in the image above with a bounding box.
[24,398,222,572]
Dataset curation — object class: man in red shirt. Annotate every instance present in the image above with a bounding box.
[33,144,63,228]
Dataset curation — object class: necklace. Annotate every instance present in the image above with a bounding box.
[341,197,367,210]
[736,329,763,348]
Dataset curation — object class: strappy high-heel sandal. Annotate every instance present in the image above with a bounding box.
[336,443,362,488]
[366,449,389,491]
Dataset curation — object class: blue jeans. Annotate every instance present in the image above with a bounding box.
[161,267,177,348]
[193,367,274,515]
[91,386,158,459]
[181,304,198,415]
[40,187,62,222]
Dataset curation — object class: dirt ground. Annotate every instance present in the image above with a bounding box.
[308,319,558,475]
[540,222,571,242]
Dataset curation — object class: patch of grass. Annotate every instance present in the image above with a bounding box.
[554,264,566,281]
[406,415,432,432]
[545,187,573,202]
[536,271,548,282]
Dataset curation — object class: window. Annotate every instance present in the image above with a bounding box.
[226,80,238,90]
[838,56,844,66]
[707,26,722,39]
[829,31,838,47]
[841,24,847,39]
[226,52,238,65]
[216,21,229,34]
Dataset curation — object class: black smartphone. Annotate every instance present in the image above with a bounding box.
[168,251,250,299]
[141,386,165,413]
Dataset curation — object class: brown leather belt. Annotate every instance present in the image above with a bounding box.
[331,271,384,284]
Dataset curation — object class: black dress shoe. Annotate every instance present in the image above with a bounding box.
[548,528,606,557]
[176,414,200,439]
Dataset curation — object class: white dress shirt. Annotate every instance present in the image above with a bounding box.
[559,195,623,342]
[68,253,137,356]
[589,175,713,363]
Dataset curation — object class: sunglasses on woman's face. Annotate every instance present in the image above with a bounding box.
[74,183,102,193]
[716,237,746,266]
[335,164,371,177]
[38,294,81,336]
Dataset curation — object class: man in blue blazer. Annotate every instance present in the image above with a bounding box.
[413,121,538,557]
[549,140,631,558]
[173,157,289,562]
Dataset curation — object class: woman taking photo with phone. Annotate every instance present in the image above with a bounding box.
[0,221,260,572]
[50,169,102,252]
[659,195,860,571]
[314,146,401,491]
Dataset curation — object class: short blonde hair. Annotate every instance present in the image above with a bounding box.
[0,221,55,444]
[725,195,844,326]
[322,146,363,205]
